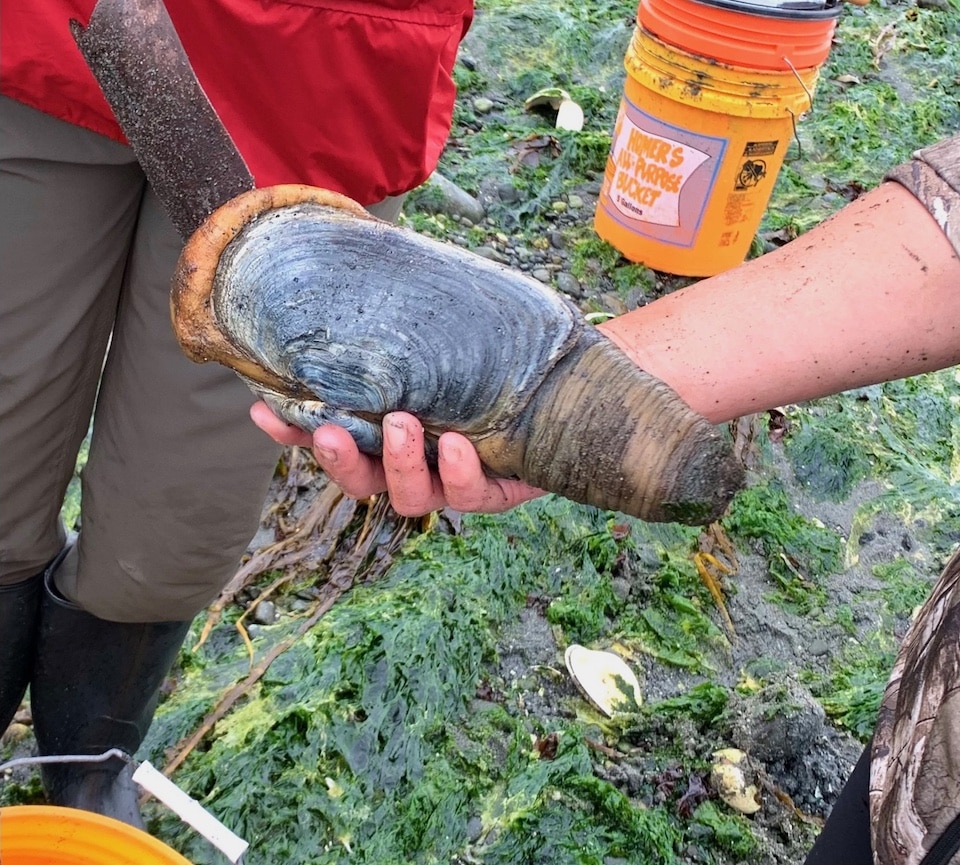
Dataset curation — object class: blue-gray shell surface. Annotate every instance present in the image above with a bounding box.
[213,203,585,454]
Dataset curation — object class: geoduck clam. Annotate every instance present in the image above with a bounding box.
[171,185,744,524]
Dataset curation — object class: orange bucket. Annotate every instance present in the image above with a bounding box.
[638,0,841,70]
[594,27,820,277]
[0,805,191,865]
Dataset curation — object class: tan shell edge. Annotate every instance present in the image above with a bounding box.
[169,184,375,393]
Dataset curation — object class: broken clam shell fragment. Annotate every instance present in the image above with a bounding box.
[710,748,761,815]
[171,185,744,523]
[564,645,642,716]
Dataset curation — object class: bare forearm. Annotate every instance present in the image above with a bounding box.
[599,182,960,423]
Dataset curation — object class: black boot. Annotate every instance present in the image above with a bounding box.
[30,568,191,828]
[0,572,43,732]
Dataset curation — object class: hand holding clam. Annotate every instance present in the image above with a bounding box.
[251,404,545,516]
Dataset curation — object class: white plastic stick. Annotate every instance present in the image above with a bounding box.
[132,760,250,864]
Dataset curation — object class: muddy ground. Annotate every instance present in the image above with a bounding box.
[483,454,906,862]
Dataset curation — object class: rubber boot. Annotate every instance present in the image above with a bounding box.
[803,743,873,865]
[0,572,43,733]
[30,560,191,828]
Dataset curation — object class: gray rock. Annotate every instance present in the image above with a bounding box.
[472,96,495,114]
[496,182,520,204]
[412,172,485,224]
[808,638,833,656]
[251,600,277,625]
[622,286,647,311]
[555,271,582,298]
[473,246,510,264]
[598,292,628,316]
[728,677,826,763]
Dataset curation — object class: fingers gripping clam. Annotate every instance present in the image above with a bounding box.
[172,185,744,524]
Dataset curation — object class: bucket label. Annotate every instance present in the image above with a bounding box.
[735,158,768,190]
[743,140,778,157]
[607,116,709,226]
[598,97,727,249]
[735,140,780,190]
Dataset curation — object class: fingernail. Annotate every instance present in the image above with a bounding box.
[384,417,408,451]
[314,444,338,465]
[439,438,462,463]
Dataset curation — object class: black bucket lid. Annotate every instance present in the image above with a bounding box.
[691,0,842,19]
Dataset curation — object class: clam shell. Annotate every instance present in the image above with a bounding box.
[209,201,581,456]
[564,645,642,716]
[710,748,762,815]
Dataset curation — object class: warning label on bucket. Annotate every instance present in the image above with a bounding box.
[606,114,710,227]
[735,159,768,190]
[743,140,779,157]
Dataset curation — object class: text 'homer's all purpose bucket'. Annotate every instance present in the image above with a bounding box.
[594,0,840,277]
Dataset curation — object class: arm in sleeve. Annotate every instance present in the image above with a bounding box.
[885,134,960,259]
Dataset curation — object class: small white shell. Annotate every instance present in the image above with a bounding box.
[555,98,585,131]
[564,645,642,717]
[522,87,584,131]
[710,748,761,815]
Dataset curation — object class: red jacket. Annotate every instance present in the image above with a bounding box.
[0,0,473,205]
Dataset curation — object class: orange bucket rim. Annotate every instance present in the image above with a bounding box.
[0,805,193,865]
[638,0,839,70]
[678,0,841,19]
[640,0,842,20]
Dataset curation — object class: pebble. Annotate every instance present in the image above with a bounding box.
[472,96,495,114]
[555,271,582,298]
[618,287,647,311]
[497,182,520,203]
[473,246,510,264]
[808,638,833,656]
[599,292,628,316]
[251,600,277,625]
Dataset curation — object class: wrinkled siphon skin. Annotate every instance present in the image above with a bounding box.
[172,185,744,524]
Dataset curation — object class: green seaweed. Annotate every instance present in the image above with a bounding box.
[690,801,758,860]
[806,629,898,741]
[784,409,872,501]
[723,482,842,615]
[142,498,693,864]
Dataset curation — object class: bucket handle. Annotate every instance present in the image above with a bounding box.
[783,56,815,160]
[783,57,815,111]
